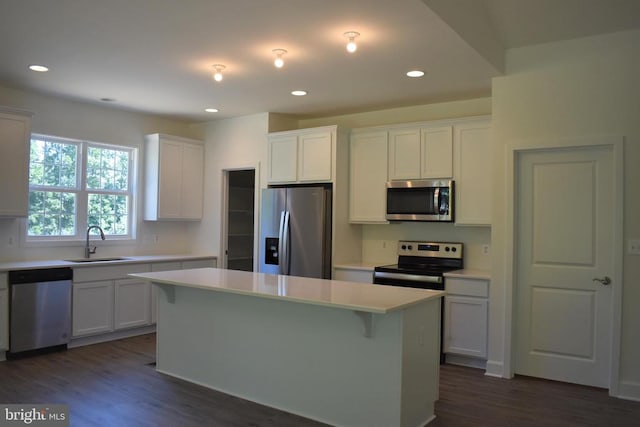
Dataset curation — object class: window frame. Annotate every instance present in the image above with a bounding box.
[26,134,138,243]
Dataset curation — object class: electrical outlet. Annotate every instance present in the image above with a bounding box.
[482,244,490,255]
[629,239,640,256]
[8,236,14,247]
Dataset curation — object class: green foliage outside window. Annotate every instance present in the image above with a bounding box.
[27,135,133,239]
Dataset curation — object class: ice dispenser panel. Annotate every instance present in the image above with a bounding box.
[265,237,279,265]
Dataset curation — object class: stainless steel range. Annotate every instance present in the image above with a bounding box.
[373,241,463,289]
[374,241,463,363]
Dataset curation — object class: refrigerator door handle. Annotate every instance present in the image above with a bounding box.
[278,211,286,275]
[281,211,291,275]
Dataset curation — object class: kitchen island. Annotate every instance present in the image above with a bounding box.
[130,268,444,427]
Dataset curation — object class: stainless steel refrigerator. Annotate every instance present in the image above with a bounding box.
[259,186,332,279]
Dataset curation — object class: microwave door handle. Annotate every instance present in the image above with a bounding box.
[433,187,440,215]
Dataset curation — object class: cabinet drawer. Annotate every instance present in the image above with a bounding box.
[446,278,489,297]
[73,263,151,282]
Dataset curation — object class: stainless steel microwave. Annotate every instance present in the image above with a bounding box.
[386,179,454,222]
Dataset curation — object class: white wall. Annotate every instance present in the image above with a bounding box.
[299,97,493,270]
[490,30,640,398]
[187,113,270,260]
[0,84,200,261]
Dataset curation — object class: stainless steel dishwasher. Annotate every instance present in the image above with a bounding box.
[8,267,73,357]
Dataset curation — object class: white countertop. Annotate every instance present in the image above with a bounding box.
[131,267,444,314]
[443,269,491,280]
[333,261,382,271]
[0,254,216,272]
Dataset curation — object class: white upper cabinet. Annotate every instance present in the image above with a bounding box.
[267,127,334,184]
[267,134,298,183]
[388,125,452,180]
[144,134,204,221]
[0,107,33,217]
[421,126,453,178]
[453,119,492,226]
[349,131,388,223]
[349,130,388,223]
[388,128,421,180]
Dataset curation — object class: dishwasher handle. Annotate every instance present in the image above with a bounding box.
[9,268,73,284]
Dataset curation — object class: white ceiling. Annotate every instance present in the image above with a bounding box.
[1,0,638,122]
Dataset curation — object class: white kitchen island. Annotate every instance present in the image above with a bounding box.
[130,268,443,427]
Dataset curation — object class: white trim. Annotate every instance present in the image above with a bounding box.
[485,360,505,378]
[504,135,624,396]
[616,381,640,402]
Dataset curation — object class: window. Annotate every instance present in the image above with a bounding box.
[27,134,136,240]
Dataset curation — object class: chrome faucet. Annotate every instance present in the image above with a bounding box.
[85,225,106,258]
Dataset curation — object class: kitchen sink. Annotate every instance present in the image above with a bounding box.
[64,257,132,263]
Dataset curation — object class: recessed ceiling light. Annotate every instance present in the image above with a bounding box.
[291,90,307,96]
[29,65,49,72]
[406,70,425,78]
[205,108,219,113]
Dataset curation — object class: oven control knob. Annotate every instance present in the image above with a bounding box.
[401,244,407,250]
[445,246,450,252]
[408,245,413,250]
[451,247,457,252]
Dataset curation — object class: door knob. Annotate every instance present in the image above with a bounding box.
[592,276,611,286]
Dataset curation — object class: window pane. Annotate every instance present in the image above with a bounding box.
[27,191,76,236]
[87,146,129,191]
[88,193,129,235]
[29,138,77,188]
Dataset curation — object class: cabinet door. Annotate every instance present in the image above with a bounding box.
[454,121,492,225]
[421,126,453,178]
[388,128,421,180]
[0,111,31,217]
[349,131,388,223]
[333,268,373,283]
[444,295,488,358]
[298,131,332,182]
[0,288,7,351]
[157,139,184,219]
[181,143,204,219]
[114,278,150,330]
[72,281,114,337]
[268,134,298,183]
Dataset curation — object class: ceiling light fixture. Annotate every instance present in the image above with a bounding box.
[343,31,360,53]
[291,90,307,96]
[29,65,49,72]
[272,49,287,68]
[212,64,226,82]
[205,108,219,113]
[407,70,425,78]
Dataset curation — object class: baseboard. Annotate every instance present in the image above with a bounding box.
[484,360,505,378]
[445,354,486,370]
[69,325,156,348]
[615,380,640,402]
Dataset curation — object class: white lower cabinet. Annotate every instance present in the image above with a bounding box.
[72,281,115,337]
[333,267,373,283]
[444,277,489,360]
[114,278,150,330]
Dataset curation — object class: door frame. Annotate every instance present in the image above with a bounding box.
[503,135,624,395]
[220,164,261,271]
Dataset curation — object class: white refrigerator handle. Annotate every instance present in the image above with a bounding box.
[278,211,290,275]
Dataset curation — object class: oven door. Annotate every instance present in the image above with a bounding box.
[373,270,444,290]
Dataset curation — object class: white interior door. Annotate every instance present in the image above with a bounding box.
[515,145,615,388]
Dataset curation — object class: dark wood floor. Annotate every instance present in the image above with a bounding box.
[1,334,639,426]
